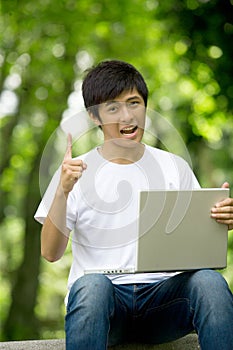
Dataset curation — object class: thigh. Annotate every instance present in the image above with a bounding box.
[134,271,198,343]
[108,284,135,346]
[135,269,232,344]
[66,274,117,350]
[111,274,195,345]
[67,275,135,347]
[67,273,115,313]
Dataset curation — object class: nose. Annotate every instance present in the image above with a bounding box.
[119,103,134,124]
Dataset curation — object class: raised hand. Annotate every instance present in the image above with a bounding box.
[60,133,87,195]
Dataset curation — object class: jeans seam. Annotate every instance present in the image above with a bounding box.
[143,297,190,315]
[110,291,128,320]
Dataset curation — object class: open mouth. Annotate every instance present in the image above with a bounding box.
[120,125,138,135]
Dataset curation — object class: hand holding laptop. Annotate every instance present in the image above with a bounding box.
[211,182,233,230]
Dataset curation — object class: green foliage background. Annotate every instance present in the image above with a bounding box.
[0,0,233,341]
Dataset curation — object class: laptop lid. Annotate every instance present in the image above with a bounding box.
[136,188,229,273]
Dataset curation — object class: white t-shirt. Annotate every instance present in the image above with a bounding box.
[35,145,200,293]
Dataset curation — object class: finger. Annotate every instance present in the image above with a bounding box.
[71,170,84,181]
[64,133,72,160]
[64,160,87,172]
[215,217,233,228]
[214,197,233,208]
[212,208,230,216]
[211,212,233,229]
[211,206,233,221]
[66,165,85,174]
[221,182,230,189]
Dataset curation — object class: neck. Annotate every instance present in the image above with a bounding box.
[98,140,145,164]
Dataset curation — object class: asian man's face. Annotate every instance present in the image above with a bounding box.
[95,88,146,145]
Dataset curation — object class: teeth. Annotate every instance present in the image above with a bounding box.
[124,127,134,131]
[121,126,137,134]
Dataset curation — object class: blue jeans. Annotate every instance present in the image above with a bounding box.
[65,270,233,350]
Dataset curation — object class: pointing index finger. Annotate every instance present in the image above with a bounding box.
[64,133,72,160]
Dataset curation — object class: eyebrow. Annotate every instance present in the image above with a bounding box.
[126,96,142,102]
[104,100,120,106]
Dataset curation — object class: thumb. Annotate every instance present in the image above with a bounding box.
[64,133,72,160]
[221,182,230,189]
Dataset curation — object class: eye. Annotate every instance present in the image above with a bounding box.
[127,100,140,108]
[106,102,120,113]
[108,106,118,112]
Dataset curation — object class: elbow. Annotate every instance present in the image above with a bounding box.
[41,249,61,263]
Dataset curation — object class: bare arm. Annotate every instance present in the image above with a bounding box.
[41,134,87,262]
[41,185,70,262]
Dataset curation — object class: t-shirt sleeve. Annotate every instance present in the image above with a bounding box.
[175,155,200,190]
[34,167,61,225]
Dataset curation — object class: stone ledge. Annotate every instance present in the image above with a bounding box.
[0,334,199,349]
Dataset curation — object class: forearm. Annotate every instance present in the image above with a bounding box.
[41,185,70,262]
[41,134,87,261]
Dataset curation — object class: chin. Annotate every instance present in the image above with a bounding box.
[115,137,142,148]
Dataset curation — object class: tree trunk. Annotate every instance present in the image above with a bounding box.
[3,156,42,340]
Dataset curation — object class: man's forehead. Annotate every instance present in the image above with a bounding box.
[103,88,143,104]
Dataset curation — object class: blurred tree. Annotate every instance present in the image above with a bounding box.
[154,0,233,184]
[0,0,232,341]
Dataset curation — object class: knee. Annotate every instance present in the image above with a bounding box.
[189,269,231,300]
[74,273,113,289]
[68,274,114,308]
[191,269,226,286]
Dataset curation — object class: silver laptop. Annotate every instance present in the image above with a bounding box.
[136,188,229,272]
[85,188,229,275]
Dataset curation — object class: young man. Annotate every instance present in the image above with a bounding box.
[35,60,233,350]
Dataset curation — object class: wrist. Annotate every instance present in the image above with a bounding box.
[56,183,69,200]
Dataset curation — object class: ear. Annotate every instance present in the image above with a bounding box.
[88,111,102,126]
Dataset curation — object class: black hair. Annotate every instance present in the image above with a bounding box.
[82,60,148,119]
